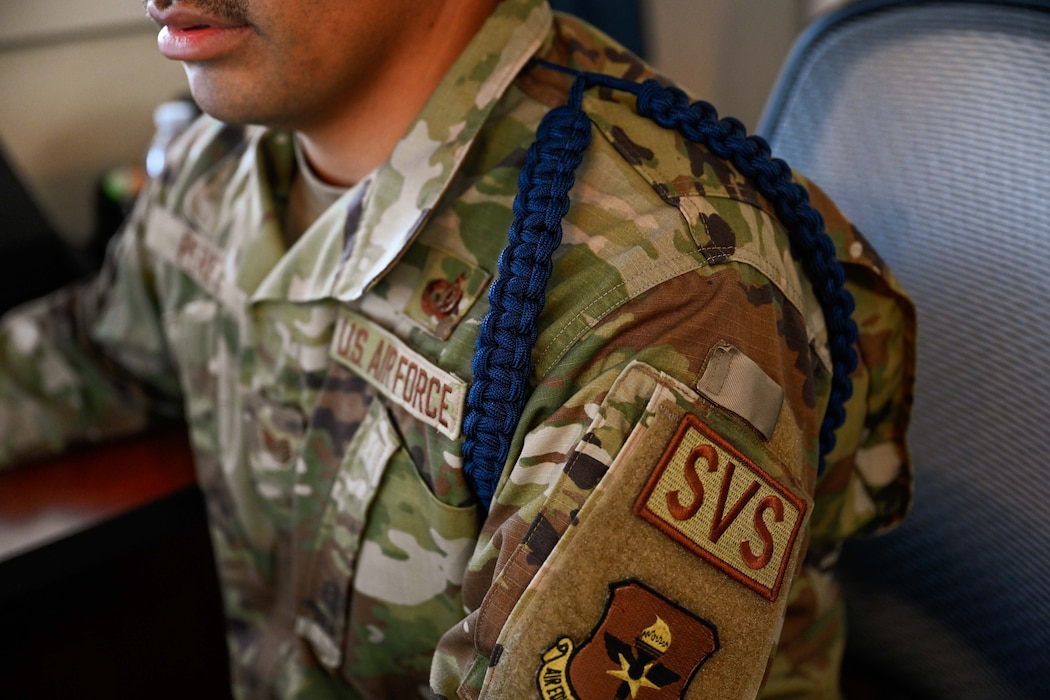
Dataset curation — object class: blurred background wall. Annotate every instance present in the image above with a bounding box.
[0,1,188,246]
[0,0,849,246]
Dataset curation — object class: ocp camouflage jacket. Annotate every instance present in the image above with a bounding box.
[0,1,915,698]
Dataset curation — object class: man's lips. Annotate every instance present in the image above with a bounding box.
[149,6,252,62]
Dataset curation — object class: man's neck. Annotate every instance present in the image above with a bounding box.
[296,1,501,187]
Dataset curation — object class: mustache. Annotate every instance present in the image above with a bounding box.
[145,0,250,24]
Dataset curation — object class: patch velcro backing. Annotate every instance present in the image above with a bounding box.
[634,414,805,601]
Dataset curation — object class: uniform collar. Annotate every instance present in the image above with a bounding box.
[251,0,552,304]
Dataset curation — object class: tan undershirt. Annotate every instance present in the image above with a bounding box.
[284,136,351,245]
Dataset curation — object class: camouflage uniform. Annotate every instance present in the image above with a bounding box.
[0,1,915,698]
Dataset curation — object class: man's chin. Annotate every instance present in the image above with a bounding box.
[183,73,270,127]
[181,65,329,131]
[182,66,260,125]
[190,99,254,126]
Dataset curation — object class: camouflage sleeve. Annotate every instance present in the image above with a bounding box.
[418,27,904,698]
[0,200,183,467]
[756,180,916,699]
[751,179,915,700]
[424,131,915,696]
[433,254,842,698]
[806,176,917,543]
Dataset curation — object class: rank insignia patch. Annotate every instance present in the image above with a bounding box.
[634,414,806,600]
[420,273,467,320]
[404,247,489,339]
[536,580,718,700]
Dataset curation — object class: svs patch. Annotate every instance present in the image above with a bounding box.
[634,414,805,600]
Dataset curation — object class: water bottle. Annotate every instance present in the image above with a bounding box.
[145,100,198,179]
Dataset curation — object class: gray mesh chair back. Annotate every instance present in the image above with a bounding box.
[759,1,1050,698]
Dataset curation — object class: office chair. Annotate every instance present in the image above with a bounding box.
[759,1,1050,698]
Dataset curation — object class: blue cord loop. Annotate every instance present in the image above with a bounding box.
[463,65,858,509]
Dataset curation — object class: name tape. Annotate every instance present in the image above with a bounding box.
[144,208,245,309]
[330,311,466,440]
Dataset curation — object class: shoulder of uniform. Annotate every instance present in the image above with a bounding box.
[584,91,773,216]
[525,20,771,215]
[796,172,897,283]
[520,14,777,235]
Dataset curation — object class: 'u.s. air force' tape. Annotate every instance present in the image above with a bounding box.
[330,310,467,440]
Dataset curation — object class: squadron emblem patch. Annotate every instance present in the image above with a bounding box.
[634,414,805,600]
[536,580,718,700]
